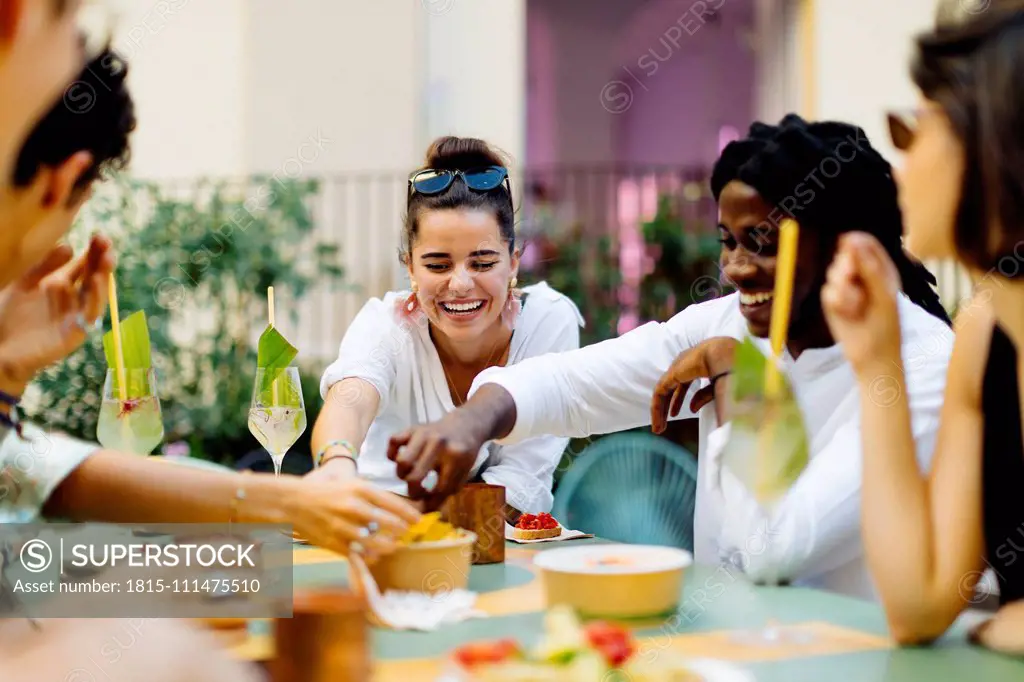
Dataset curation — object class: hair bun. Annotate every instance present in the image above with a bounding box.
[423,136,509,171]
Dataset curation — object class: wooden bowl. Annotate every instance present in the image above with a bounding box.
[367,531,477,594]
[533,544,692,618]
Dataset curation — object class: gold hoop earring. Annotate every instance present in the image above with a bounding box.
[407,281,419,312]
[509,277,517,290]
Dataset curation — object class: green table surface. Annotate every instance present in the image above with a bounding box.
[278,540,1024,681]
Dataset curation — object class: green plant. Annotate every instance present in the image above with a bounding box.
[26,175,347,466]
[638,195,722,324]
[523,224,622,346]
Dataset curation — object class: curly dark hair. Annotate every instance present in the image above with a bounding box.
[12,47,136,199]
[711,113,951,325]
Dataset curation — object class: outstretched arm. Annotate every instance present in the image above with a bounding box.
[388,301,724,510]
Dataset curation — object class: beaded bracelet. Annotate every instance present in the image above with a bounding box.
[315,439,359,469]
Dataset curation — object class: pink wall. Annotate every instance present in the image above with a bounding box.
[526,0,756,169]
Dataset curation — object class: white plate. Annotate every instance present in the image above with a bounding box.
[533,544,693,575]
[685,658,758,682]
[436,657,755,682]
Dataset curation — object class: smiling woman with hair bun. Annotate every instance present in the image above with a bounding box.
[308,136,583,518]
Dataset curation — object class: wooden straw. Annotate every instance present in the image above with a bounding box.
[765,219,800,399]
[268,286,276,328]
[268,286,278,406]
[108,272,128,402]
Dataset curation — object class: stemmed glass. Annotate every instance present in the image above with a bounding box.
[721,391,813,647]
[96,368,165,455]
[248,367,307,476]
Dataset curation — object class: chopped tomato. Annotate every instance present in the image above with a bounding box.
[583,621,635,667]
[516,512,560,530]
[453,638,522,668]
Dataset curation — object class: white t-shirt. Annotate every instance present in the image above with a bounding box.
[470,292,953,599]
[319,282,584,513]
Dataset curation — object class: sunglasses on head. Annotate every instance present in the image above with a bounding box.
[408,166,512,200]
[887,109,919,152]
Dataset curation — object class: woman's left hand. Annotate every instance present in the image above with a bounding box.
[971,600,1024,655]
[821,232,903,378]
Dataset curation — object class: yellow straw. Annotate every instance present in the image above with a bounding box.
[108,272,128,402]
[756,219,800,504]
[765,219,800,399]
[268,286,278,406]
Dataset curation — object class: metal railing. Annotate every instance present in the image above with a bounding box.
[246,165,972,362]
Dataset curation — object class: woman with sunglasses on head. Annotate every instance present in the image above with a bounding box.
[822,1,1024,651]
[307,136,583,517]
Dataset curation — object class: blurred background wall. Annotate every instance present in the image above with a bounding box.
[99,0,969,361]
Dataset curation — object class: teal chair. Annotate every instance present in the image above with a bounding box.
[551,432,698,552]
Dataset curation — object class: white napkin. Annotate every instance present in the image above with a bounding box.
[504,522,594,544]
[348,554,486,632]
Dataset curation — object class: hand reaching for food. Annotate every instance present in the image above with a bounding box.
[387,411,488,511]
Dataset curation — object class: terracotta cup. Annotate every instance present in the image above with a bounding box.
[441,482,506,564]
[269,588,369,682]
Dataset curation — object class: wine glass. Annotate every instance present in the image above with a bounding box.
[248,367,307,476]
[721,395,814,647]
[96,368,165,455]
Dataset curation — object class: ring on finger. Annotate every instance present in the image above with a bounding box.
[73,313,100,332]
[422,470,439,492]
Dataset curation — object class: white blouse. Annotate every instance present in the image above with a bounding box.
[319,282,585,513]
[469,292,954,599]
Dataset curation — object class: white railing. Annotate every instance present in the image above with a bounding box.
[262,169,974,364]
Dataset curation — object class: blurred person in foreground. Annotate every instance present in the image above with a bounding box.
[387,115,954,600]
[821,0,1024,651]
[309,136,583,517]
[0,48,419,559]
[2,617,261,682]
[0,0,89,283]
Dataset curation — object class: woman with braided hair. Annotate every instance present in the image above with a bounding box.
[708,114,950,330]
[385,114,954,599]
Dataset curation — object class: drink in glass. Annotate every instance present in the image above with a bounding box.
[96,368,164,455]
[249,367,306,476]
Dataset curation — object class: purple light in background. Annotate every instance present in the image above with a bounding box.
[718,125,740,153]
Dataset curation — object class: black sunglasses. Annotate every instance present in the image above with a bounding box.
[887,110,918,152]
[408,166,512,201]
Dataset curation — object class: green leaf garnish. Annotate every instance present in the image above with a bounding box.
[102,310,153,399]
[256,325,298,404]
[722,338,809,504]
[547,650,578,666]
[257,324,297,370]
[103,310,152,370]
